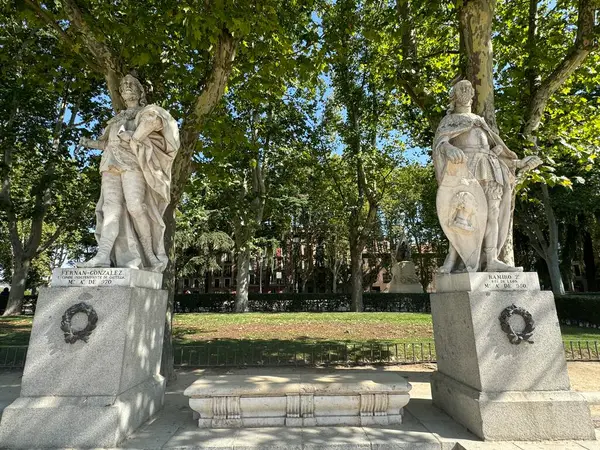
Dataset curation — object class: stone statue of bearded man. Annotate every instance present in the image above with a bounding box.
[433,80,541,273]
[79,75,179,272]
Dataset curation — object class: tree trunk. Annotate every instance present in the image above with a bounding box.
[547,252,565,296]
[458,0,497,131]
[541,184,563,295]
[350,244,363,312]
[3,257,30,316]
[331,267,338,293]
[159,201,176,382]
[583,231,596,291]
[235,245,251,312]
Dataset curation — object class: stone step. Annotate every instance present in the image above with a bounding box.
[184,371,411,429]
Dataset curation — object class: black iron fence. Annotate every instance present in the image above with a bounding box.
[1,340,598,369]
[0,346,28,368]
[564,340,600,361]
[171,340,600,368]
[173,341,437,367]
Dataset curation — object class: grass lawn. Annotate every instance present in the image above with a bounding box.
[2,312,599,347]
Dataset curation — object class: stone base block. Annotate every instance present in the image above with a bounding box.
[388,261,424,294]
[431,371,596,441]
[0,375,165,448]
[431,284,570,392]
[0,274,169,448]
[185,372,410,428]
[388,283,424,294]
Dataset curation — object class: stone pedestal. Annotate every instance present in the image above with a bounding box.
[0,268,168,449]
[430,272,596,441]
[387,261,423,293]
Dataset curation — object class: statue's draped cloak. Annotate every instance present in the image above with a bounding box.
[94,105,180,272]
[433,112,515,256]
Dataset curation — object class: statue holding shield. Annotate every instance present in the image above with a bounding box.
[433,80,541,273]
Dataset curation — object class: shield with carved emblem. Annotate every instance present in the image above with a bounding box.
[436,161,487,272]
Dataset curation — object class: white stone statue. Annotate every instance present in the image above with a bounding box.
[78,75,180,273]
[433,80,541,273]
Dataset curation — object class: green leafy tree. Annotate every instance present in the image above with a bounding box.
[320,0,404,310]
[200,89,320,311]
[494,0,600,294]
[0,11,102,314]
[24,0,319,375]
[174,181,234,292]
[382,164,445,289]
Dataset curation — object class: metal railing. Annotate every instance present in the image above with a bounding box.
[1,340,598,370]
[173,342,437,367]
[564,340,600,361]
[172,339,600,368]
[0,346,28,368]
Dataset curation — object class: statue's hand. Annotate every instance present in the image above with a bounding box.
[129,137,140,153]
[445,145,466,164]
[517,155,543,171]
[118,130,133,142]
[79,137,91,148]
[492,145,518,159]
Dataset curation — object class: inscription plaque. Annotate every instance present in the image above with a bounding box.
[51,268,162,290]
[435,272,540,293]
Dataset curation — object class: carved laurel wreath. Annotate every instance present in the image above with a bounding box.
[60,302,98,344]
[498,304,535,345]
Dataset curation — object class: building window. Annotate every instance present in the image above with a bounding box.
[225,278,230,287]
[214,278,220,288]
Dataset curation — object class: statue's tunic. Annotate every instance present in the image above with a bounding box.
[94,105,179,271]
[99,110,146,173]
[432,112,515,252]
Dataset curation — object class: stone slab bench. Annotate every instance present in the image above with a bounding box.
[183,371,411,428]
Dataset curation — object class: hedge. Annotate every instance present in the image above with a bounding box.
[555,293,600,327]
[174,292,431,313]
[12,291,600,327]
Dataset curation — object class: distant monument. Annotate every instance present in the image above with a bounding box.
[387,240,423,294]
[429,80,596,442]
[0,75,178,448]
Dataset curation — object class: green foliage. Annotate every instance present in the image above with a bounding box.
[381,164,445,287]
[0,6,105,291]
[555,294,600,328]
[175,183,234,280]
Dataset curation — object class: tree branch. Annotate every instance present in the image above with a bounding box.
[523,0,599,137]
[60,0,125,111]
[173,29,238,201]
[23,0,110,81]
[191,29,238,127]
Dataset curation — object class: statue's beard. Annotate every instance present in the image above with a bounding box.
[122,90,140,106]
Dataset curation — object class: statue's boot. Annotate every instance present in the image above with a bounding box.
[438,245,458,273]
[139,235,162,272]
[485,247,523,272]
[78,241,112,268]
